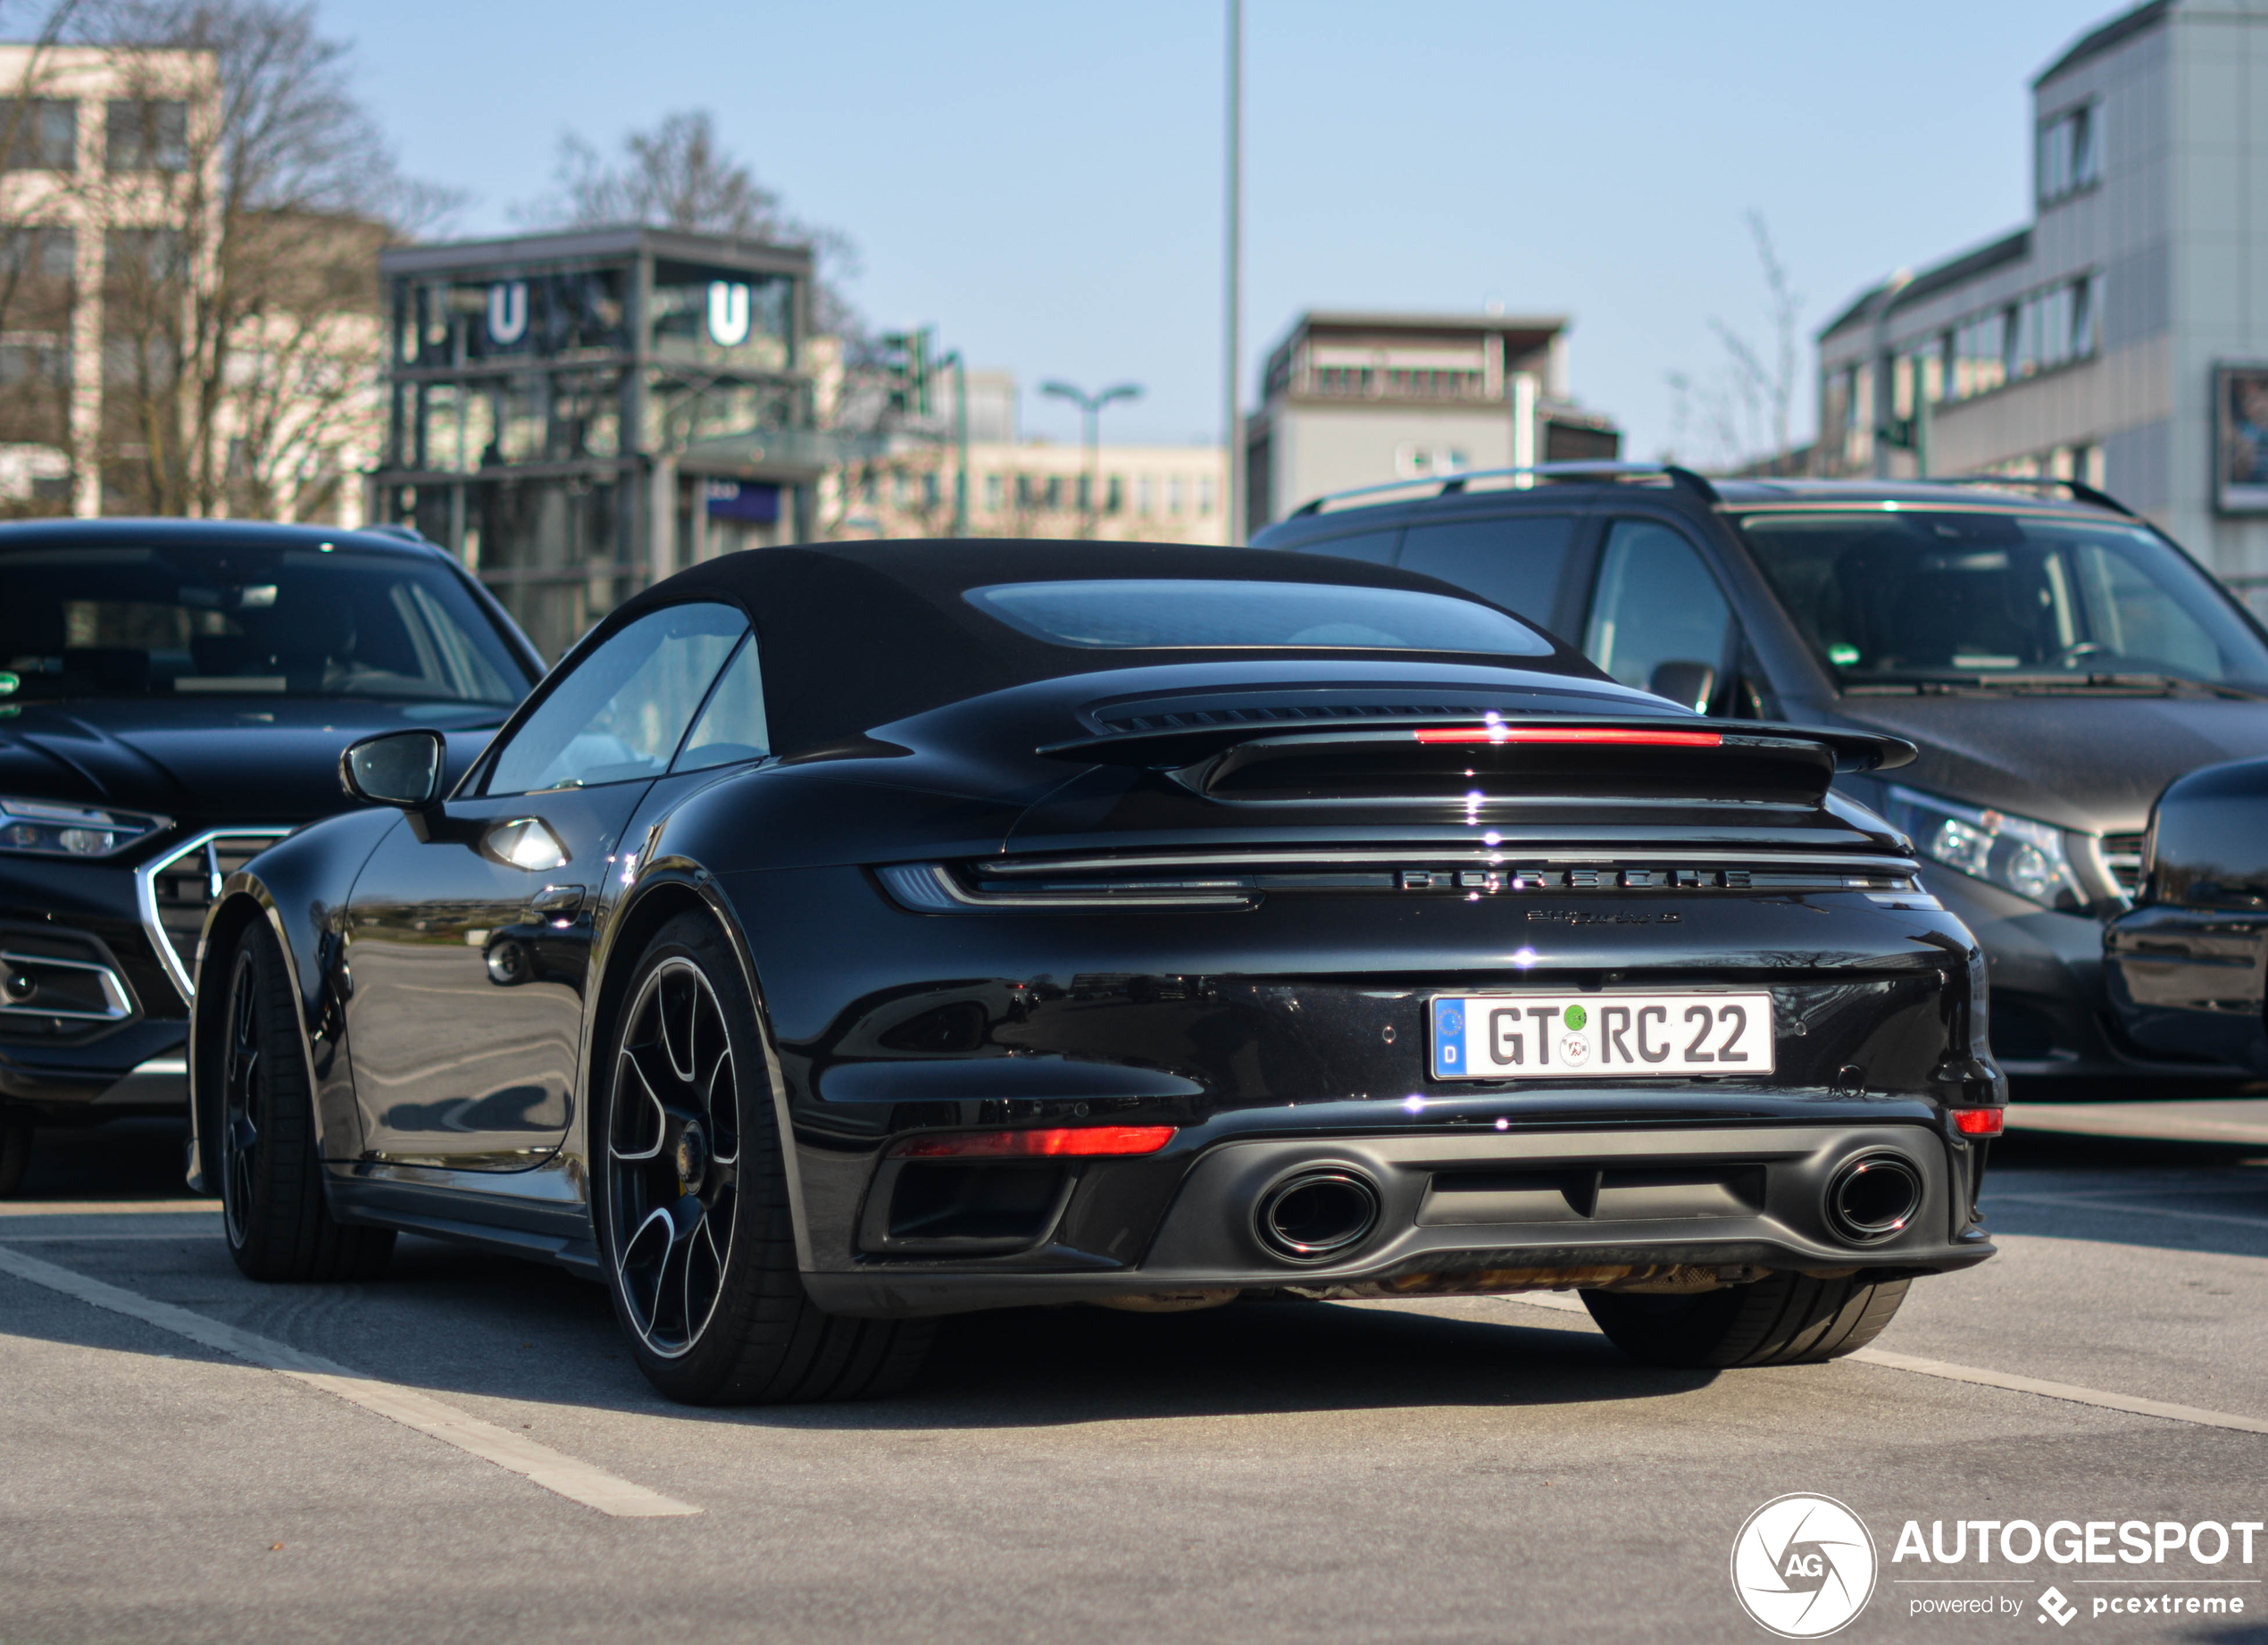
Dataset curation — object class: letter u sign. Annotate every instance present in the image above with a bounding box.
[487,280,528,347]
[707,281,751,347]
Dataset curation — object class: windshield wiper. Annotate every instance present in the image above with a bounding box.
[1841,671,2268,701]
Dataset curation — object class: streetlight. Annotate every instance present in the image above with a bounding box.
[1040,379,1141,538]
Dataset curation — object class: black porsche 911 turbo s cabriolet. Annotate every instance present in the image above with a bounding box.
[187,540,2005,1404]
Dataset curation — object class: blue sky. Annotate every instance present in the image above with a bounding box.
[319,0,2117,460]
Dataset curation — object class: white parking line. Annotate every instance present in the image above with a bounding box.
[0,1246,699,1518]
[1488,1292,2268,1436]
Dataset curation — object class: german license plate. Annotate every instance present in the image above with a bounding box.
[1429,992,1775,1080]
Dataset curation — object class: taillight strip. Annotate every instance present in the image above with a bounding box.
[1412,726,1724,747]
[890,1125,1178,1159]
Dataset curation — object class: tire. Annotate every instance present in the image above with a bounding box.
[1580,1272,1910,1369]
[0,1115,30,1198]
[594,911,932,1405]
[217,924,394,1282]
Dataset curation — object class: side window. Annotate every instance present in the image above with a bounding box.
[1582,520,1736,706]
[673,633,770,772]
[1298,528,1401,565]
[1397,516,1575,624]
[485,603,746,796]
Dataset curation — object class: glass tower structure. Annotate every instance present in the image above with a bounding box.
[374,227,820,658]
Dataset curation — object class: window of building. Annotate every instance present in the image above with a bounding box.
[104,228,186,287]
[1197,475,1216,516]
[0,226,74,282]
[923,472,940,507]
[1042,475,1063,510]
[1167,477,1184,515]
[1313,365,1373,395]
[0,99,78,171]
[2004,275,2098,382]
[105,99,188,171]
[984,472,1004,512]
[1105,474,1123,514]
[1136,476,1155,514]
[2038,104,2100,205]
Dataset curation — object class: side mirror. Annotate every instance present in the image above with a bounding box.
[340,729,446,819]
[1647,659,1717,714]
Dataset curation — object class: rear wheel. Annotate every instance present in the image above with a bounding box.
[0,1114,30,1198]
[217,926,393,1282]
[596,912,932,1404]
[1580,1272,1909,1368]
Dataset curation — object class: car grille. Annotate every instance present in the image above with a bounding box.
[1096,701,1503,734]
[2099,831,2145,899]
[138,829,292,998]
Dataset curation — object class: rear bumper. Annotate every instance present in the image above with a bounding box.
[805,1119,1994,1317]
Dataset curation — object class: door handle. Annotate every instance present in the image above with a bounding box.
[526,883,586,920]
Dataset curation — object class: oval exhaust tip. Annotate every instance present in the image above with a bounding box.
[1825,1154,1922,1244]
[1256,1169,1380,1262]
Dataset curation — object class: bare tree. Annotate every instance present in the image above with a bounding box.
[11,0,452,518]
[1665,211,1805,472]
[514,109,861,336]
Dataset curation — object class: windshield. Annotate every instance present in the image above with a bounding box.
[967,579,1553,656]
[0,545,530,706]
[1737,511,2268,689]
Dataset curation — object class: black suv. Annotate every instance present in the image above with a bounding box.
[1252,462,2268,1086]
[0,519,543,1192]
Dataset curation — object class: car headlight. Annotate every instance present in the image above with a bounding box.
[1884,785,2083,910]
[0,796,171,860]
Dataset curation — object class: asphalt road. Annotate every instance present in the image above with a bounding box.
[3,1118,2265,1645]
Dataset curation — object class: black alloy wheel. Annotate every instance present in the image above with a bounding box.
[216,923,393,1282]
[220,948,263,1248]
[607,956,742,1357]
[596,912,933,1404]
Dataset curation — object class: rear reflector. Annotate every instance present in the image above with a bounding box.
[890,1125,1178,1160]
[1952,1108,2005,1137]
[1412,725,1723,747]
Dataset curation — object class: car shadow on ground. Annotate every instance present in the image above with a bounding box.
[4,1121,1715,1427]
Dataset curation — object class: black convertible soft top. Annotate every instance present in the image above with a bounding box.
[597,539,1590,754]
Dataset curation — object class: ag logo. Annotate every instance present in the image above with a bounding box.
[1730,1494,1877,1638]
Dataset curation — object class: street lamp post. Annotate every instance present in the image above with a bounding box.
[1039,379,1141,538]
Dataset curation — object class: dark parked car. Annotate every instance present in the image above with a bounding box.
[0,520,542,1194]
[1254,463,2268,1085]
[189,540,2000,1405]
[2105,753,2268,1073]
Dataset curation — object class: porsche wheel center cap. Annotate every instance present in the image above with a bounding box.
[675,1123,709,1194]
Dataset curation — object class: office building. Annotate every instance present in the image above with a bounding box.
[1,44,372,524]
[1818,0,2268,597]
[826,369,1229,545]
[1241,311,1621,532]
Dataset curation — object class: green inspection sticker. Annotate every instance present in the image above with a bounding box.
[1563,1003,1587,1031]
[1828,644,1860,666]
[0,672,18,696]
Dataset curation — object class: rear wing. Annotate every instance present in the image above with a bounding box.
[1038,716,1915,811]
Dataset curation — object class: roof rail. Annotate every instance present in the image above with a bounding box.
[1925,473,2136,518]
[1287,460,1718,518]
[360,522,440,547]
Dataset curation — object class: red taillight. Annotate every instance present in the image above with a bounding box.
[890,1125,1178,1160]
[1412,725,1724,747]
[1953,1108,2005,1137]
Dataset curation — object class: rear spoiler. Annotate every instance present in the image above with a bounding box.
[1038,716,1917,776]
